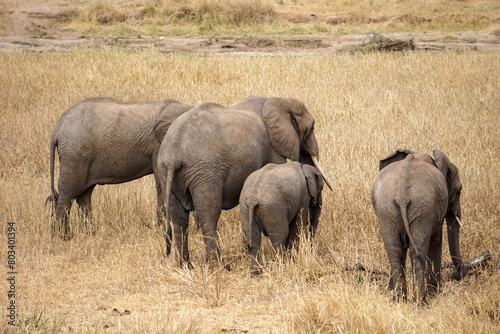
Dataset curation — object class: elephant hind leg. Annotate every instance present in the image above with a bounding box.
[409,239,430,304]
[426,228,443,297]
[248,218,262,276]
[170,196,192,268]
[191,185,225,268]
[76,185,96,235]
[381,227,408,301]
[54,164,90,240]
[53,194,73,240]
[241,203,263,275]
[387,247,408,302]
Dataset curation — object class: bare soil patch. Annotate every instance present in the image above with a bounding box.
[1,0,500,54]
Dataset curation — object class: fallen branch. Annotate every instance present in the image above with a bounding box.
[443,250,492,271]
[343,32,415,53]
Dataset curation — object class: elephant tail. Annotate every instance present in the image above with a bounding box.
[398,199,424,265]
[45,136,59,214]
[247,201,256,249]
[163,165,175,257]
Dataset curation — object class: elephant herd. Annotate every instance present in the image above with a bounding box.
[46,96,467,303]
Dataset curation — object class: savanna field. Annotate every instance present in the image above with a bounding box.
[1,1,500,333]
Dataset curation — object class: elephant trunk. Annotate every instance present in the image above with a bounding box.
[311,156,333,191]
[446,214,467,280]
[308,195,322,238]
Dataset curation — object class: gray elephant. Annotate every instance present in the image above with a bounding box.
[239,162,324,275]
[371,149,467,303]
[158,96,332,268]
[46,97,193,239]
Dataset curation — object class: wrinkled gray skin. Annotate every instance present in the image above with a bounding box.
[239,162,324,275]
[46,97,193,239]
[158,96,327,268]
[371,149,467,303]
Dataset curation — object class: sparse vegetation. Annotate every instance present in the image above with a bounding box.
[0,48,499,332]
[60,0,500,37]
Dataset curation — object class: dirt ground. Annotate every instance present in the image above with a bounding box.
[1,0,500,54]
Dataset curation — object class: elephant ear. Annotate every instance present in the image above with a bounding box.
[262,97,305,161]
[433,149,462,217]
[433,149,451,177]
[153,102,193,143]
[379,148,415,171]
[303,165,324,206]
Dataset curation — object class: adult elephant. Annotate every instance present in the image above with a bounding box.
[371,149,467,303]
[158,96,332,268]
[46,97,193,239]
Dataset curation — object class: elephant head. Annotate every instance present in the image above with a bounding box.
[262,97,332,190]
[378,148,467,280]
[433,149,467,280]
[302,165,324,237]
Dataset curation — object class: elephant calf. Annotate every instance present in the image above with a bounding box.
[371,149,467,303]
[239,162,324,275]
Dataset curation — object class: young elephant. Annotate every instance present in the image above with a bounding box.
[371,149,467,303]
[239,162,324,275]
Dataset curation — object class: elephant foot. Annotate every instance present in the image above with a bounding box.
[180,259,195,270]
[250,268,262,277]
[61,230,74,241]
[391,293,407,303]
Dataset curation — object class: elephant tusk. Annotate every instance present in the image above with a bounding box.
[456,215,463,227]
[311,155,333,191]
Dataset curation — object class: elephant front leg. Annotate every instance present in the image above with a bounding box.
[308,203,322,239]
[286,213,301,251]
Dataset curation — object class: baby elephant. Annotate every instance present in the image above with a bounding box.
[371,149,467,303]
[239,162,324,275]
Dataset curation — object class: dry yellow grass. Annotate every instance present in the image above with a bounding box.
[64,0,500,36]
[0,49,499,333]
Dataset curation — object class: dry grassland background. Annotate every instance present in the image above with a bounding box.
[0,49,499,333]
[30,0,500,36]
[1,0,500,333]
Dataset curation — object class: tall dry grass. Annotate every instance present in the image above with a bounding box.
[0,48,499,333]
[64,0,500,36]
